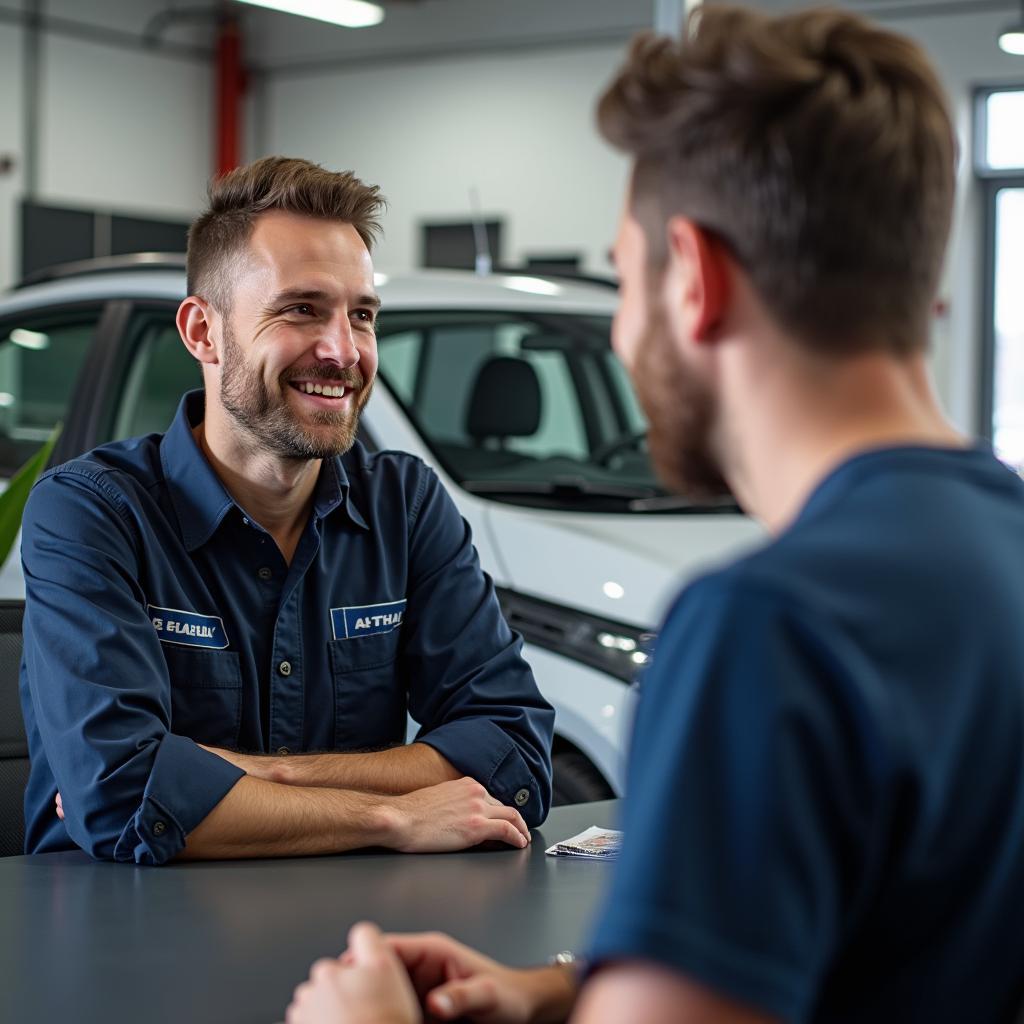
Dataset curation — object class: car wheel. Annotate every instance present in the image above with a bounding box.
[551,749,615,806]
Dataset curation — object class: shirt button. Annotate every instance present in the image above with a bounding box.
[257,567,272,581]
[278,660,292,676]
[277,746,291,755]
[152,821,167,836]
[514,788,530,807]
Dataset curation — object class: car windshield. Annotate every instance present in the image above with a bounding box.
[376,310,731,513]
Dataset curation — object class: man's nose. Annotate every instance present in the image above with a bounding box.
[313,315,360,367]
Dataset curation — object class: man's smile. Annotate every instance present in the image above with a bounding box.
[288,379,352,399]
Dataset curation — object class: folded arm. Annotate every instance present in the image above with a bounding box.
[179,774,529,860]
[201,740,461,794]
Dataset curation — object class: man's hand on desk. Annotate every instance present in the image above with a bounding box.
[382,777,530,852]
[54,776,531,853]
[287,922,421,1024]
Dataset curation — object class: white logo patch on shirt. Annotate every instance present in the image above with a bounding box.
[148,605,229,649]
[331,600,406,640]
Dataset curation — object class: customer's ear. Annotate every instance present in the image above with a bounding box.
[664,216,730,345]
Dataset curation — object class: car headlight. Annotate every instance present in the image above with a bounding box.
[496,587,655,684]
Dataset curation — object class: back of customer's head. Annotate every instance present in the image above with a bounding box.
[186,156,385,314]
[597,4,956,355]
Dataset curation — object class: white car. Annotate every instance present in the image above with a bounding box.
[0,256,763,802]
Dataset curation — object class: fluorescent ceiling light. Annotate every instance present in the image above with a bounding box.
[999,29,1024,55]
[236,0,385,29]
[1000,0,1024,54]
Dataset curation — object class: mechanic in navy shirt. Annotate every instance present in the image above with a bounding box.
[284,8,1024,1024]
[19,156,553,865]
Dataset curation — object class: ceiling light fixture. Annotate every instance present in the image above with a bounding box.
[999,0,1024,54]
[236,0,385,29]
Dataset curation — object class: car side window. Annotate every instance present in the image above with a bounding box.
[376,311,633,484]
[112,311,201,440]
[0,310,100,476]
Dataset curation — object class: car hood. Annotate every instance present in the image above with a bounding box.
[485,504,766,629]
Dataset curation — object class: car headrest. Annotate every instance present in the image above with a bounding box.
[466,356,541,440]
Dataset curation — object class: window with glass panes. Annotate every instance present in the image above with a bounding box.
[976,86,1024,474]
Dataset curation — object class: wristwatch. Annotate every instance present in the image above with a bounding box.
[548,950,589,979]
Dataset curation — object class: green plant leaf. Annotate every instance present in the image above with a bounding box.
[0,423,62,568]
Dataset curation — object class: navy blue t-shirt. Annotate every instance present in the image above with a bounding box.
[19,391,553,864]
[589,446,1024,1022]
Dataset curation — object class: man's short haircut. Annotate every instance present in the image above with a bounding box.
[597,5,957,355]
[187,156,385,312]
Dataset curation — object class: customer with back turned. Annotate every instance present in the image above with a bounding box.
[283,5,1024,1023]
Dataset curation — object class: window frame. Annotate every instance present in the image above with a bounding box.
[975,84,1024,442]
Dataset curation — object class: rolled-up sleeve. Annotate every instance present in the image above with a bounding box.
[402,468,554,826]
[21,467,244,864]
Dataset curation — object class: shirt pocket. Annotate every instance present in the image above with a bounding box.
[328,632,406,750]
[162,646,244,749]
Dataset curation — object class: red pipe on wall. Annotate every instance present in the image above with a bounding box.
[215,17,244,177]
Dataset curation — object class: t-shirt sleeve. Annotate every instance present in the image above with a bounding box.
[587,572,883,1022]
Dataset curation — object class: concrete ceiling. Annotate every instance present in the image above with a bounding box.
[238,0,656,72]
[26,0,1021,74]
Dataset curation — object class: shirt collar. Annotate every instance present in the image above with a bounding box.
[161,390,370,552]
[314,452,370,531]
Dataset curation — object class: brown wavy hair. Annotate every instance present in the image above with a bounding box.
[598,5,956,354]
[187,156,385,312]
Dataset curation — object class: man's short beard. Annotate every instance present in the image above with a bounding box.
[632,291,731,502]
[219,324,372,461]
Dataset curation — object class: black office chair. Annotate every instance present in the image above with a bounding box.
[0,600,27,857]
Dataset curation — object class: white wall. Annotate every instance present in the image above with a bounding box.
[0,0,214,291]
[38,35,212,219]
[264,42,633,276]
[0,19,24,292]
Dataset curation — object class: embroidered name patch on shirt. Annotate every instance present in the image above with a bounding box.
[331,600,407,640]
[148,605,229,649]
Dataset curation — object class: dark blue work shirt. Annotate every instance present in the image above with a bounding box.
[20,390,553,864]
[589,446,1024,1022]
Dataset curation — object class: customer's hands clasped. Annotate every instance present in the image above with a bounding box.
[286,923,563,1024]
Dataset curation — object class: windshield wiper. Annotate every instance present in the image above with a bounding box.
[462,478,743,513]
[462,478,659,501]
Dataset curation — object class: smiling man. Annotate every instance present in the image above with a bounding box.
[18,156,554,864]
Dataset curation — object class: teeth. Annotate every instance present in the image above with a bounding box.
[296,381,346,397]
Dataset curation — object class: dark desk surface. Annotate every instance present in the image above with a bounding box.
[0,800,621,1024]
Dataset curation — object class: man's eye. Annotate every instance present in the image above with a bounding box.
[353,310,376,324]
[286,304,315,317]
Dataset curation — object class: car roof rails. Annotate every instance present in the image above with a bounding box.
[16,252,187,289]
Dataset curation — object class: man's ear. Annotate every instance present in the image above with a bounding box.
[176,296,221,366]
[664,216,730,344]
